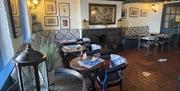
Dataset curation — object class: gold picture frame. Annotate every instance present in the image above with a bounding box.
[10,0,19,16]
[129,7,139,17]
[44,16,59,26]
[45,1,57,14]
[59,3,70,17]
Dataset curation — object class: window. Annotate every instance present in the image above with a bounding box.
[0,0,16,90]
[0,50,3,71]
[161,3,180,33]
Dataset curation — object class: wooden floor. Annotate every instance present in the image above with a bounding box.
[95,48,180,91]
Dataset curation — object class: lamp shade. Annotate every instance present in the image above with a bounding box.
[13,44,49,91]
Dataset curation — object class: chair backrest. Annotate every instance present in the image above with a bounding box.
[86,44,102,55]
[91,44,102,51]
[107,63,127,75]
[99,54,127,74]
[107,54,127,74]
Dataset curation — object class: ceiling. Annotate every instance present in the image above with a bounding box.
[108,0,180,3]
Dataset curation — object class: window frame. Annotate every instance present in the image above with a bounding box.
[161,3,180,33]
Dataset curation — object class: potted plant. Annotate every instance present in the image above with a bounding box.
[32,35,62,85]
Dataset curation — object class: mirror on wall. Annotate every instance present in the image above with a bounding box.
[6,0,22,38]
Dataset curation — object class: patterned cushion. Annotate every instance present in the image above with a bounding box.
[55,29,80,42]
[124,26,149,37]
[32,29,80,43]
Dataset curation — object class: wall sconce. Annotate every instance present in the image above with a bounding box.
[83,19,87,23]
[82,19,89,29]
[151,4,158,12]
[118,18,123,22]
[27,0,40,9]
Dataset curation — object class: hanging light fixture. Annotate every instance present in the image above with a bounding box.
[13,44,49,91]
[27,0,40,9]
[151,3,159,12]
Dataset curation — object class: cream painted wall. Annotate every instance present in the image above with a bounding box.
[147,3,163,34]
[31,0,81,30]
[122,3,163,34]
[80,0,123,29]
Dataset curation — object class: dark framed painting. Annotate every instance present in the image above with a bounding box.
[140,9,148,17]
[121,9,127,19]
[44,1,57,14]
[44,16,59,26]
[59,3,70,17]
[89,3,116,25]
[129,7,139,17]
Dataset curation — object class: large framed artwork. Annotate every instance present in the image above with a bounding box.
[129,7,139,17]
[45,1,57,14]
[59,3,70,17]
[60,18,70,29]
[44,16,59,26]
[89,3,116,25]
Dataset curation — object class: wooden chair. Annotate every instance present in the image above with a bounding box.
[97,54,127,91]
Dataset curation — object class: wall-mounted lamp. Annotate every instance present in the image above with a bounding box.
[151,4,158,12]
[83,19,87,23]
[118,18,123,22]
[82,19,89,29]
[27,0,40,9]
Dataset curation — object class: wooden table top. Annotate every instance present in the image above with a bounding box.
[70,57,104,72]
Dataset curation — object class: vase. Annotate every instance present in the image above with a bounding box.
[48,70,55,85]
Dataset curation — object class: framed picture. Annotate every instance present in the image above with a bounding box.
[13,16,21,27]
[129,7,139,17]
[121,9,127,19]
[89,3,116,25]
[44,16,59,26]
[15,28,22,37]
[10,0,17,15]
[140,9,148,17]
[45,1,57,14]
[59,3,70,17]
[60,18,70,29]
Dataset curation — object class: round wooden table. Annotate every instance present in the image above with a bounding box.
[70,57,104,72]
[70,57,104,91]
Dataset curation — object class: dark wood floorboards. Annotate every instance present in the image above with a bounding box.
[95,48,180,91]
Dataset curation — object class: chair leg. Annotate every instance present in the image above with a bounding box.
[120,82,123,91]
[161,44,163,53]
[168,44,171,52]
[146,47,149,56]
[155,45,158,55]
[102,85,107,91]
